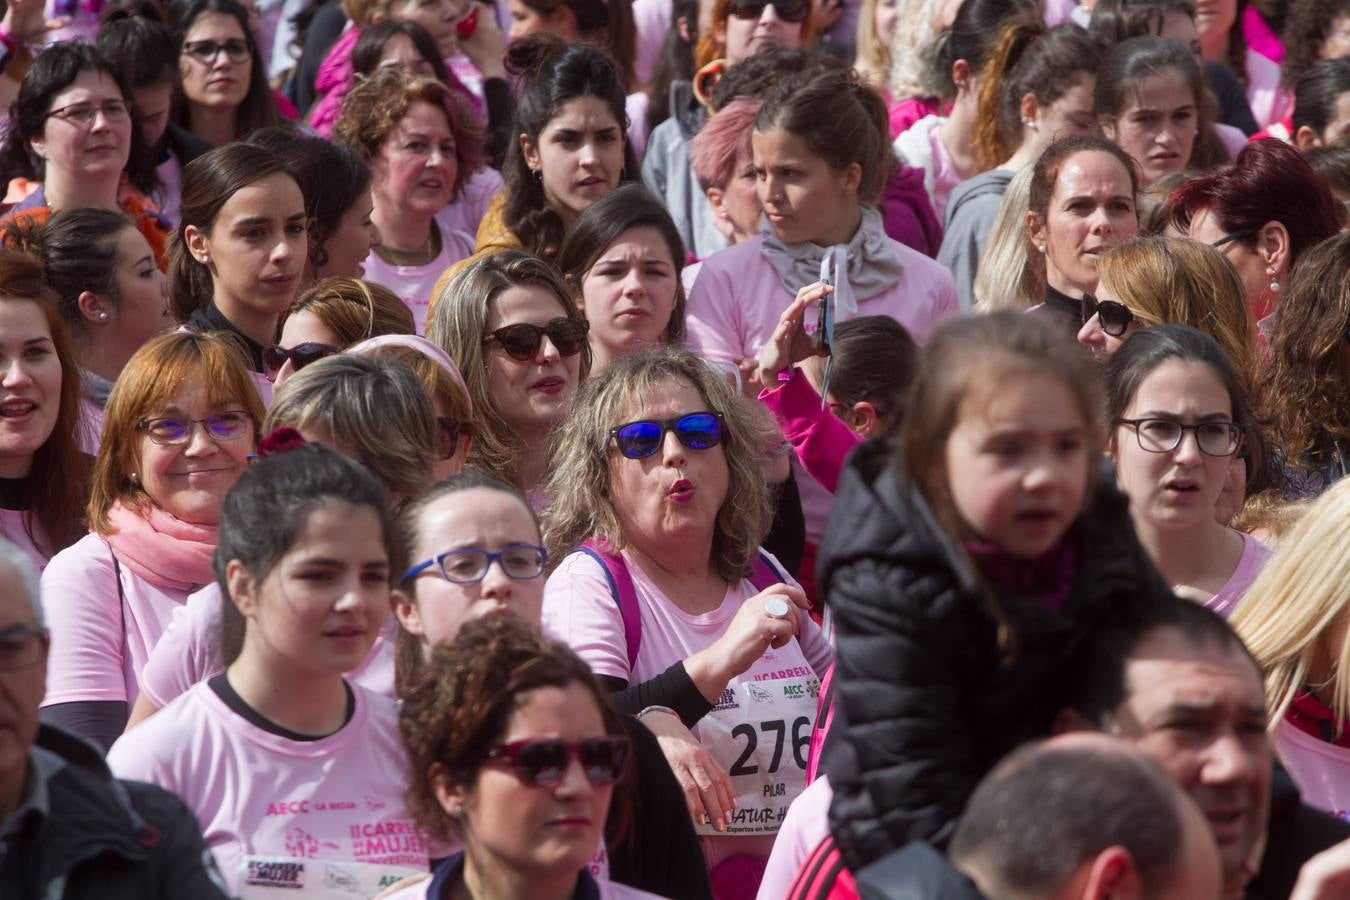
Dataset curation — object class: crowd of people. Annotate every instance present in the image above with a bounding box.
[0,0,1349,896]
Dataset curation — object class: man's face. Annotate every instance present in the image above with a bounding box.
[0,566,46,788]
[1106,628,1271,892]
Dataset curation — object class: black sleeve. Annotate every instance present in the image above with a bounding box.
[123,781,233,899]
[606,714,713,900]
[290,0,347,116]
[1204,60,1260,136]
[598,661,714,728]
[483,76,514,170]
[762,468,805,577]
[40,701,129,754]
[1249,762,1350,899]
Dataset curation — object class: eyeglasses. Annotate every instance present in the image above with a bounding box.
[436,416,470,460]
[1209,227,1256,249]
[137,411,253,446]
[484,737,631,788]
[46,99,130,126]
[182,38,252,64]
[482,318,589,361]
[262,342,338,382]
[1115,418,1243,456]
[0,625,47,671]
[609,411,724,460]
[401,544,549,583]
[729,0,808,22]
[1080,293,1137,338]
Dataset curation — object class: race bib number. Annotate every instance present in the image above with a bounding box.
[695,669,820,836]
[238,855,425,898]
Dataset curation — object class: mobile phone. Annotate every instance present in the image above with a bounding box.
[815,257,835,355]
[457,5,479,40]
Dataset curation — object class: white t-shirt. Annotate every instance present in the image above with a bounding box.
[108,680,428,898]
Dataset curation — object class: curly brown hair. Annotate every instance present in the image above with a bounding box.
[333,68,484,201]
[1280,0,1350,89]
[1260,232,1350,463]
[397,615,628,847]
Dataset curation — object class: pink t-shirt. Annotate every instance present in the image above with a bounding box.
[684,234,957,372]
[631,0,672,88]
[40,532,201,707]
[380,870,666,899]
[541,549,832,867]
[436,167,505,239]
[0,509,51,572]
[137,583,396,710]
[107,680,428,897]
[1275,719,1350,819]
[1205,531,1273,619]
[755,775,833,900]
[1214,122,1249,159]
[362,224,476,334]
[1246,49,1294,130]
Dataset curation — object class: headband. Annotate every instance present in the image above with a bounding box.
[347,334,473,416]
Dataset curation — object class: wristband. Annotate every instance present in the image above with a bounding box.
[636,705,678,721]
[0,27,20,56]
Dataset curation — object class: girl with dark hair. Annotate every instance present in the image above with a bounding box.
[555,184,686,373]
[335,69,480,333]
[938,17,1103,310]
[108,443,431,898]
[1281,0,1350,92]
[1171,138,1342,322]
[1194,0,1292,127]
[892,0,1036,221]
[1023,135,1140,338]
[1291,56,1350,146]
[97,0,213,220]
[0,42,169,265]
[168,0,286,146]
[0,250,91,570]
[1106,325,1270,616]
[3,208,171,450]
[169,142,307,389]
[247,127,381,286]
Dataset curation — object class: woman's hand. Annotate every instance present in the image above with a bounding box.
[756,282,831,389]
[686,585,811,701]
[639,708,737,832]
[458,2,506,80]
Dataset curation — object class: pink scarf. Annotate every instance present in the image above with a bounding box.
[103,502,218,593]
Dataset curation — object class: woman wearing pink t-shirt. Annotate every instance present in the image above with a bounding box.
[108,443,429,897]
[542,348,832,890]
[392,615,663,900]
[334,69,480,334]
[1106,326,1272,618]
[1232,478,1350,817]
[39,331,263,751]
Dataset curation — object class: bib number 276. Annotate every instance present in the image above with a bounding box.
[728,716,811,776]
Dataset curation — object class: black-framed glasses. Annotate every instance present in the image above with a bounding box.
[46,99,129,125]
[182,38,252,64]
[729,0,808,22]
[1080,293,1137,338]
[262,342,338,382]
[401,544,549,583]
[0,625,48,672]
[609,411,724,460]
[482,318,589,361]
[485,736,631,788]
[137,411,253,446]
[1115,418,1243,456]
[1209,227,1257,249]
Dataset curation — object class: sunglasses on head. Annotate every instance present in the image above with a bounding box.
[729,0,808,22]
[609,412,724,460]
[262,342,338,382]
[1080,293,1136,338]
[482,318,589,361]
[484,736,630,788]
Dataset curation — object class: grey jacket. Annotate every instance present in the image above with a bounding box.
[937,169,1014,312]
[641,81,728,260]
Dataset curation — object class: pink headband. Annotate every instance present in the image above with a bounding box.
[347,334,473,416]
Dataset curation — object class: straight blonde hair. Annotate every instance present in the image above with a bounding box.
[973,164,1040,312]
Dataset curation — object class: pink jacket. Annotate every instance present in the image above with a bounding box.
[759,368,860,495]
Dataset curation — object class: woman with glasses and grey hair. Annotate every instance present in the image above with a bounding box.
[1105,325,1270,618]
[541,346,830,891]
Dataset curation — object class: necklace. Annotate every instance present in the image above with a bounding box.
[377,223,441,267]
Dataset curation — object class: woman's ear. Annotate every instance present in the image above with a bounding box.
[1018,92,1039,131]
[392,588,426,638]
[519,133,541,175]
[1101,118,1118,142]
[1256,219,1291,279]
[1025,211,1046,253]
[950,58,971,93]
[184,224,212,267]
[77,290,111,326]
[431,763,470,822]
[226,560,260,619]
[840,161,863,195]
[1293,124,1322,150]
[849,401,880,438]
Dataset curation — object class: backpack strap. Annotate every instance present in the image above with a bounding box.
[749,549,786,592]
[576,542,642,672]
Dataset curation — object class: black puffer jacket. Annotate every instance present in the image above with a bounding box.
[820,441,1175,871]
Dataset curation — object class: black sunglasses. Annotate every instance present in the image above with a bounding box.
[262,342,338,382]
[482,318,589,362]
[436,416,472,460]
[609,412,724,460]
[1080,293,1136,338]
[484,737,630,788]
[1209,227,1257,249]
[729,0,808,21]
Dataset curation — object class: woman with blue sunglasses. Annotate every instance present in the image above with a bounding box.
[542,347,831,890]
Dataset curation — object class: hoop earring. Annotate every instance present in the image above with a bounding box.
[531,169,542,183]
